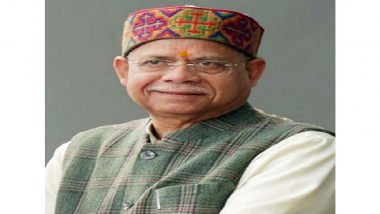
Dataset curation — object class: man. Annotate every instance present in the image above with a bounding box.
[46,5,335,214]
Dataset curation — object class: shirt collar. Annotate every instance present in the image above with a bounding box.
[145,120,159,144]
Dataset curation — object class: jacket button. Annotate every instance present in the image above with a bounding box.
[122,201,134,210]
[140,150,156,160]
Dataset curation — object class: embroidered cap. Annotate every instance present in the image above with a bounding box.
[122,5,265,58]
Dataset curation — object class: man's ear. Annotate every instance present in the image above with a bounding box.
[245,57,266,87]
[113,56,129,86]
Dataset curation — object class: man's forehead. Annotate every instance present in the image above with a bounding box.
[128,39,241,58]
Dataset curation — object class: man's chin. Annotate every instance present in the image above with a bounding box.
[148,104,209,117]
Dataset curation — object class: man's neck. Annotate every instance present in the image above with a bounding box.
[148,102,248,139]
[149,116,200,140]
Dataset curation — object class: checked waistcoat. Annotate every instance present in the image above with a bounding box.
[55,103,333,214]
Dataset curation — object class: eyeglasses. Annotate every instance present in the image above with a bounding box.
[127,59,242,75]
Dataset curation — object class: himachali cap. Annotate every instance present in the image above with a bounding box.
[122,5,265,58]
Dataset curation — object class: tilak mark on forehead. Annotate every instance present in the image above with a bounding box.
[179,51,189,58]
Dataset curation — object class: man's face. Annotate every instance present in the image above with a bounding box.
[114,39,265,121]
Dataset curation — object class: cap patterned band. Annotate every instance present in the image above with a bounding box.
[122,5,265,58]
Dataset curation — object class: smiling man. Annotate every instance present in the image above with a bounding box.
[115,39,264,137]
[46,5,335,214]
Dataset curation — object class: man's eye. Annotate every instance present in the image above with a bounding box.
[142,60,164,65]
[198,61,226,67]
[200,61,212,66]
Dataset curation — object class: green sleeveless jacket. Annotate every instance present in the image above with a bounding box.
[55,103,333,214]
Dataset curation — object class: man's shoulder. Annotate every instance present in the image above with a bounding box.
[212,104,334,137]
[243,107,335,137]
[61,118,149,167]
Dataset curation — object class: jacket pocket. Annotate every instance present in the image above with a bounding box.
[152,182,235,214]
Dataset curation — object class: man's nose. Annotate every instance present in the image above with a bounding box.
[160,63,201,83]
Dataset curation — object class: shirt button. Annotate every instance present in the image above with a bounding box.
[140,150,156,160]
[122,201,134,210]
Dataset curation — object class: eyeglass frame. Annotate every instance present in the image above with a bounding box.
[124,55,253,75]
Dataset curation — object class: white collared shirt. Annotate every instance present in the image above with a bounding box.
[46,130,335,214]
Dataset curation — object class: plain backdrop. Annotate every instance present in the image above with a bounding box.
[46,0,335,163]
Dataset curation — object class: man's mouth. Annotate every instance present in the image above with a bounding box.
[153,90,205,96]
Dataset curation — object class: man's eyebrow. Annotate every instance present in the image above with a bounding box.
[129,54,232,61]
[131,55,176,60]
[190,56,231,61]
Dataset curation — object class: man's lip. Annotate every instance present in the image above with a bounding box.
[152,90,205,95]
